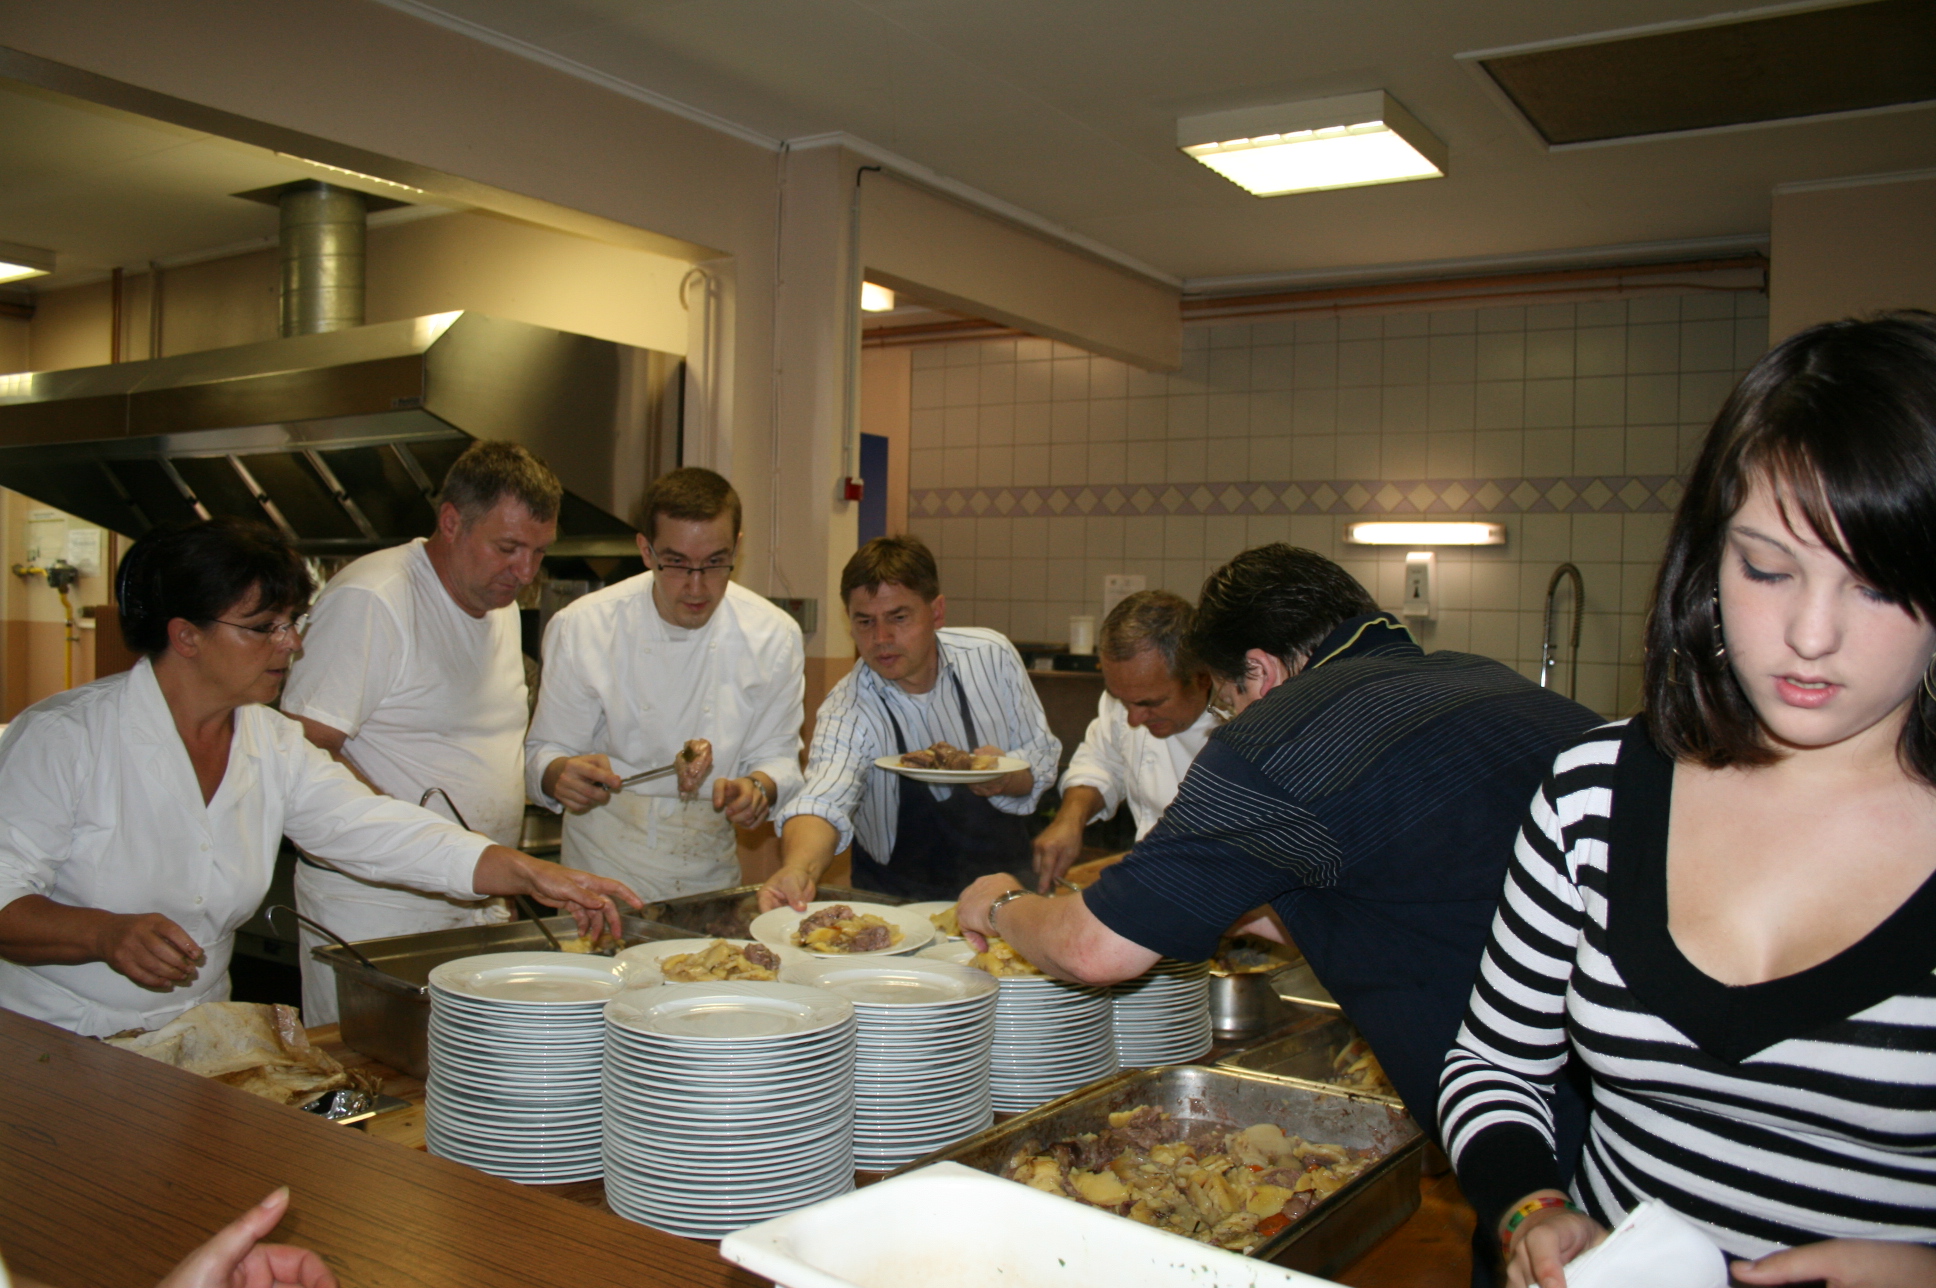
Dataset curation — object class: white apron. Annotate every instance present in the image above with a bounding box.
[295,859,508,1026]
[561,793,738,903]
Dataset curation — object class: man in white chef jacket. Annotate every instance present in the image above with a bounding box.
[1029,590,1222,892]
[282,441,559,1024]
[525,467,805,900]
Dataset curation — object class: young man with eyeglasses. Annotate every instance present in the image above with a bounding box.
[282,441,561,1024]
[525,467,805,899]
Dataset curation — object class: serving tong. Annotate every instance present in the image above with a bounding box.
[419,787,566,952]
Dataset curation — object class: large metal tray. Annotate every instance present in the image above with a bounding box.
[890,1064,1423,1279]
[310,911,685,1078]
[1218,1012,1404,1109]
[642,883,906,939]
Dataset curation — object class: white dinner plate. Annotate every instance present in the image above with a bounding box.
[428,951,632,1004]
[611,937,808,986]
[871,753,1028,785]
[779,957,995,1006]
[605,981,853,1040]
[750,902,934,959]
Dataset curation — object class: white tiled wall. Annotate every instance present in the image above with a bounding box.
[903,293,1769,717]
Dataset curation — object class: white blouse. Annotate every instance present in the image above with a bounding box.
[0,659,488,1037]
[1059,693,1223,841]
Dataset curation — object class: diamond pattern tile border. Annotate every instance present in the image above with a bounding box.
[908,477,1683,518]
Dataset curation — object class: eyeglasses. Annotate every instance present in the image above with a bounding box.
[213,614,308,642]
[650,550,736,583]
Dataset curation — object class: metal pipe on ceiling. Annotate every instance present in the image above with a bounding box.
[278,181,367,337]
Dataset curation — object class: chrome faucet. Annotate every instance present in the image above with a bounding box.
[1540,562,1583,699]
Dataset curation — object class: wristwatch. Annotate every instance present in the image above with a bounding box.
[986,887,1032,935]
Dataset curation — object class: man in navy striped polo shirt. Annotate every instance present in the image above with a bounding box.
[958,543,1600,1140]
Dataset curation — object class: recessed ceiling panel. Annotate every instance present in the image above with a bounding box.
[1478,0,1936,146]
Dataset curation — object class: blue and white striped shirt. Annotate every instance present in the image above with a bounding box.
[776,628,1060,862]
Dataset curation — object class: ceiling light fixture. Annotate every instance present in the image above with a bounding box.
[860,282,896,312]
[0,240,56,285]
[1347,521,1504,546]
[1178,91,1447,198]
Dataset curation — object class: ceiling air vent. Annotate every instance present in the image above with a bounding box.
[1461,0,1936,148]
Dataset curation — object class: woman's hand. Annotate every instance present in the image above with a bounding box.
[156,1187,336,1288]
[473,847,644,939]
[1731,1238,1936,1287]
[97,912,205,989]
[1502,1192,1607,1288]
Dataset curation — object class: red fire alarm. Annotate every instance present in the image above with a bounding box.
[843,477,865,501]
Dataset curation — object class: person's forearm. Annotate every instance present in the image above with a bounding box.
[0,894,115,966]
[470,845,550,898]
[778,815,841,878]
[990,891,1156,986]
[1052,785,1105,830]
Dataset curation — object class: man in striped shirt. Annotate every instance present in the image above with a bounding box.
[958,544,1600,1142]
[760,536,1060,908]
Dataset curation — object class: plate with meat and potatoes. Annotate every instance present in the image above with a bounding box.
[750,901,935,959]
[874,741,1028,786]
[612,938,810,986]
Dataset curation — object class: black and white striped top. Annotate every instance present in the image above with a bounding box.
[1440,718,1936,1259]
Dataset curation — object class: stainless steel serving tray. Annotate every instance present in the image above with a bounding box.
[310,911,685,1078]
[641,883,906,939]
[1217,1011,1404,1109]
[889,1064,1423,1279]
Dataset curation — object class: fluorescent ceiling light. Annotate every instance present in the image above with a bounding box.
[860,282,896,312]
[1347,521,1504,546]
[1179,92,1446,197]
[0,240,55,285]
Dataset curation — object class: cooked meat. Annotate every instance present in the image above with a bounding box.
[899,748,940,768]
[848,922,893,952]
[742,942,780,971]
[898,741,997,771]
[798,904,854,935]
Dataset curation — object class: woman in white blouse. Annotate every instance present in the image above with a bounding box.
[0,517,640,1038]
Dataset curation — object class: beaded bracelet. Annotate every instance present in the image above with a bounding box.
[1501,1195,1580,1253]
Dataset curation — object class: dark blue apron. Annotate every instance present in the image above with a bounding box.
[849,671,1033,902]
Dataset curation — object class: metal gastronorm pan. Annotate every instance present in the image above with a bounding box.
[889,1063,1423,1279]
[310,912,685,1078]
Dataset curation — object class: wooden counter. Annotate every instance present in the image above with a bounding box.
[0,1008,758,1288]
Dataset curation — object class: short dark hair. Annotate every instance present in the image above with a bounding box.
[842,535,940,606]
[640,467,741,543]
[1189,544,1379,682]
[439,440,562,525]
[116,516,315,657]
[1100,590,1202,681]
[1643,310,1936,784]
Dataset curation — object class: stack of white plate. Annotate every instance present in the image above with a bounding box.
[602,982,858,1238]
[781,957,997,1171]
[424,951,629,1183]
[921,943,1115,1113]
[1111,958,1213,1067]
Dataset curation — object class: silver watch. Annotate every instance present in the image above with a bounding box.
[987,888,1032,935]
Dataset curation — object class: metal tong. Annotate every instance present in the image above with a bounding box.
[419,787,566,953]
[614,761,681,789]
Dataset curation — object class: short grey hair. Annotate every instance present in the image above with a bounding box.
[440,440,562,526]
[1099,589,1202,681]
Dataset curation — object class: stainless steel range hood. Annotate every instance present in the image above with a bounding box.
[0,311,681,557]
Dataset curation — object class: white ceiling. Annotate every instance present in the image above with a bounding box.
[385,0,1936,283]
[2,1,1932,294]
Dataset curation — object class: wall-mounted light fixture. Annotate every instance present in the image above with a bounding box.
[1347,521,1505,545]
[0,240,55,285]
[860,282,896,312]
[1178,92,1446,198]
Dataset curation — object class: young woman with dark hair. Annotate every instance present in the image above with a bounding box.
[1441,311,1936,1288]
[0,517,641,1037]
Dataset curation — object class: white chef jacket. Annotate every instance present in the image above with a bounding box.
[0,659,489,1038]
[1059,693,1223,841]
[280,538,526,1022]
[525,575,806,808]
[283,539,529,847]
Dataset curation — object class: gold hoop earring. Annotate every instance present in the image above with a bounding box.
[1923,656,1936,706]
